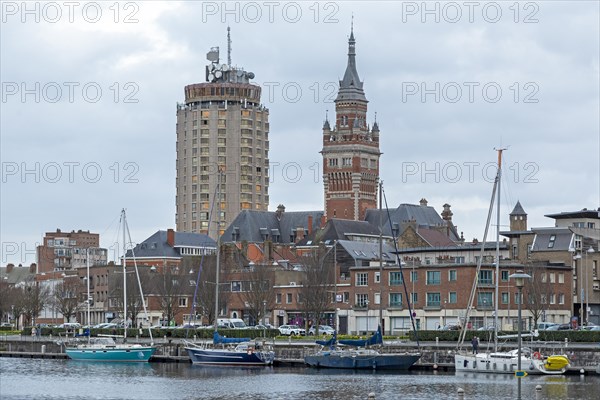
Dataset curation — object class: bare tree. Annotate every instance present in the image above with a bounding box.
[237,264,276,326]
[523,262,554,329]
[0,283,22,327]
[298,245,335,334]
[22,279,50,326]
[53,277,83,323]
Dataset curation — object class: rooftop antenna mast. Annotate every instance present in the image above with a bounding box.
[227,26,232,67]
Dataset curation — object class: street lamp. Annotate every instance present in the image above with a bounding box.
[586,247,595,325]
[510,270,531,400]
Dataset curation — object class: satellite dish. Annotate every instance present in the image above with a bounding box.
[237,70,243,77]
[208,73,215,81]
[207,50,219,62]
[215,70,222,79]
[247,72,255,79]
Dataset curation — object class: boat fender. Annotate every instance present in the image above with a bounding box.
[532,352,542,360]
[247,350,252,355]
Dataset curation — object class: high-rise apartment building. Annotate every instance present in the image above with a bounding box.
[321,27,380,221]
[176,30,269,238]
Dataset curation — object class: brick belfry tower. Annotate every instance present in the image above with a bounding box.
[321,26,380,221]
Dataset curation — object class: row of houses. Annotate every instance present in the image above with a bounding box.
[1,201,598,334]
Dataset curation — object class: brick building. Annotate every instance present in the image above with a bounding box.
[36,229,107,274]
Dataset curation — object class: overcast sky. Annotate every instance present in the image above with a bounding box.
[1,1,599,265]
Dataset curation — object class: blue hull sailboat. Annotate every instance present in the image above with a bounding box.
[185,331,274,366]
[304,326,420,370]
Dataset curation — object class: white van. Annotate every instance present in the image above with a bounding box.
[217,318,247,329]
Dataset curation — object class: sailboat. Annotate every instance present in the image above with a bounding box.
[304,183,421,370]
[65,209,157,362]
[454,150,569,375]
[184,173,275,366]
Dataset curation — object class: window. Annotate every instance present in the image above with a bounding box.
[342,157,352,166]
[541,273,547,283]
[410,271,418,282]
[426,293,441,307]
[389,272,403,285]
[389,293,402,307]
[286,293,292,304]
[448,270,457,281]
[558,273,564,283]
[478,270,493,285]
[501,270,509,281]
[374,272,380,284]
[356,293,368,307]
[328,158,338,167]
[548,235,556,248]
[231,281,241,292]
[540,294,547,304]
[426,271,441,285]
[501,292,509,304]
[356,273,368,286]
[374,292,381,305]
[178,297,187,307]
[549,273,555,283]
[343,292,350,302]
[549,294,556,304]
[477,292,493,307]
[448,292,457,304]
[276,293,282,304]
[411,293,418,304]
[514,292,522,305]
[558,293,565,304]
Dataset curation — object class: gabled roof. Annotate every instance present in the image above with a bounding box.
[417,228,457,247]
[127,230,216,258]
[530,227,573,252]
[221,210,324,244]
[364,203,460,241]
[0,266,34,285]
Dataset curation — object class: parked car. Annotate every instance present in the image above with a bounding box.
[58,323,81,330]
[477,325,496,331]
[536,322,558,331]
[278,324,306,336]
[308,325,335,336]
[439,323,461,331]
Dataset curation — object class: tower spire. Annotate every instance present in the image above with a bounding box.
[227,26,232,67]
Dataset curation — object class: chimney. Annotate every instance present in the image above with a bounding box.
[167,229,175,247]
[295,227,305,243]
[6,263,14,273]
[419,198,428,206]
[29,263,37,273]
[441,203,453,221]
[276,204,285,221]
[308,215,313,235]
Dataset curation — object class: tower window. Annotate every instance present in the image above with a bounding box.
[342,157,352,166]
[328,158,338,167]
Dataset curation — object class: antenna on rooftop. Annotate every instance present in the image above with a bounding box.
[227,26,232,67]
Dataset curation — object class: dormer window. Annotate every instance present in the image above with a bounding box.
[548,235,556,248]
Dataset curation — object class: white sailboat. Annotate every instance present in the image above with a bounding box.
[65,209,157,362]
[454,150,569,375]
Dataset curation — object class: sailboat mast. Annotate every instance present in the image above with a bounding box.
[378,181,383,332]
[213,172,222,332]
[122,209,128,339]
[494,149,504,352]
[86,248,90,342]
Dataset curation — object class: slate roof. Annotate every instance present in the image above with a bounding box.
[417,228,457,247]
[221,210,324,244]
[126,230,216,258]
[338,240,396,262]
[510,201,527,216]
[298,219,382,245]
[364,203,460,241]
[0,266,34,285]
[545,209,600,220]
[530,228,574,252]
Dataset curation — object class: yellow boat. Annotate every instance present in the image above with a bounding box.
[544,355,570,371]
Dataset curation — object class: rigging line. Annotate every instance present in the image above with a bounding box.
[457,151,501,351]
[381,185,420,350]
[124,211,154,345]
[187,178,220,339]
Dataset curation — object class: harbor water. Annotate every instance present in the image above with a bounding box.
[1,357,599,399]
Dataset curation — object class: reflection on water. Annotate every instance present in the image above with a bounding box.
[1,358,599,400]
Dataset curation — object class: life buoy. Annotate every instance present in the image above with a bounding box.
[532,351,542,360]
